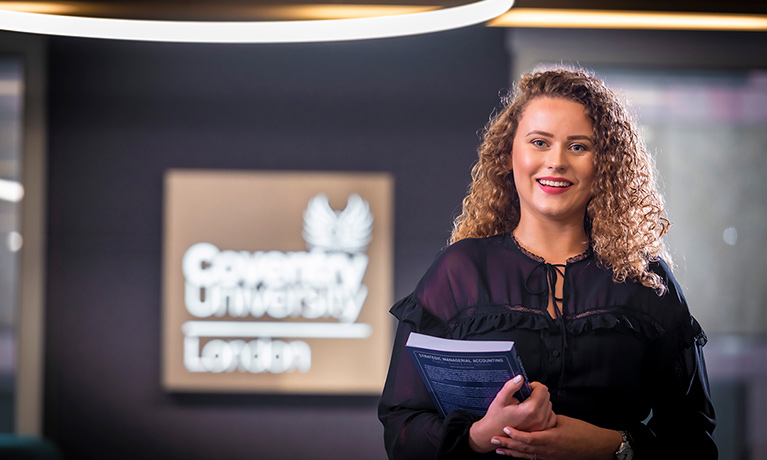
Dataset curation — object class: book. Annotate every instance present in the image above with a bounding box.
[406,332,533,418]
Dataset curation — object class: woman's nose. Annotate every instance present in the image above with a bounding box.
[546,146,568,171]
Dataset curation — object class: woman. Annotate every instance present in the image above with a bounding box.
[378,67,717,460]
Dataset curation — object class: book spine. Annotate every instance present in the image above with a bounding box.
[511,349,533,401]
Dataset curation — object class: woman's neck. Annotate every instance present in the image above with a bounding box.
[513,217,589,265]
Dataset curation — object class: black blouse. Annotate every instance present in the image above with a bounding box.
[378,234,717,459]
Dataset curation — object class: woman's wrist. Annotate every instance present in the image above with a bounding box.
[468,419,495,453]
[577,424,625,460]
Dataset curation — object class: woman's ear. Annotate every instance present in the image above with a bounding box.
[506,151,514,172]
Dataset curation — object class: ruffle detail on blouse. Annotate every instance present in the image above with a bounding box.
[447,307,672,344]
[447,305,550,339]
[679,316,708,350]
[565,309,666,342]
[390,294,450,337]
[392,295,551,339]
[391,295,707,351]
[694,326,708,347]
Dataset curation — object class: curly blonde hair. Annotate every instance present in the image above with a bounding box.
[451,67,672,293]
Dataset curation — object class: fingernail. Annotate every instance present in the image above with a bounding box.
[491,439,501,446]
[513,375,523,383]
[503,427,511,436]
[496,450,506,456]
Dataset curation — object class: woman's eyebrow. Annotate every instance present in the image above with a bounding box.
[525,130,553,137]
[567,135,594,142]
[525,131,593,142]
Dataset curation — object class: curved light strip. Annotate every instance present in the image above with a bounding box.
[0,0,514,43]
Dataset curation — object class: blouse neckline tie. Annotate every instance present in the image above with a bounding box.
[511,233,590,387]
[525,261,569,384]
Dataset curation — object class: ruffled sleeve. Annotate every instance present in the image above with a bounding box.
[627,261,717,459]
[389,293,449,337]
[378,295,496,459]
[392,292,550,340]
[379,240,509,459]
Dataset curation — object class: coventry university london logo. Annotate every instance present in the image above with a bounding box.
[162,171,393,394]
[181,194,373,374]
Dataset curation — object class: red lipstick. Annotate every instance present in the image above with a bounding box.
[536,177,573,194]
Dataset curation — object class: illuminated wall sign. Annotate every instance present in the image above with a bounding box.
[162,171,393,393]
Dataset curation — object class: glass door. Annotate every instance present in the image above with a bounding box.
[0,58,24,432]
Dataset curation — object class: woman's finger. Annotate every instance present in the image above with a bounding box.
[493,447,537,459]
[492,434,542,459]
[503,426,545,446]
[494,374,525,405]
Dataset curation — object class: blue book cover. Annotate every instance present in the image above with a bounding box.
[406,332,533,418]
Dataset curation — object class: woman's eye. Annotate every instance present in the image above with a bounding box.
[570,144,588,152]
[532,139,547,147]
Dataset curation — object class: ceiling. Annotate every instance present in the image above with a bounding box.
[0,0,765,21]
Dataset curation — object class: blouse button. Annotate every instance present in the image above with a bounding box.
[552,350,561,358]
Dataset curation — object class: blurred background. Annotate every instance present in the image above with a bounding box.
[0,1,766,459]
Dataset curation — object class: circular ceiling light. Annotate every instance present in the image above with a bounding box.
[0,0,514,43]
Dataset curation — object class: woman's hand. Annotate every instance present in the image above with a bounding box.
[469,376,557,453]
[491,415,623,460]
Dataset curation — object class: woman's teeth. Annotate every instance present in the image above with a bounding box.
[538,179,571,188]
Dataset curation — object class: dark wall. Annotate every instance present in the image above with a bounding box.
[43,27,510,460]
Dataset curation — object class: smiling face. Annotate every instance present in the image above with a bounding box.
[509,96,596,227]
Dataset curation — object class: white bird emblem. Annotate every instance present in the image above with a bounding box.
[302,194,373,253]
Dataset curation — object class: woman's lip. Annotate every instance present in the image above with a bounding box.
[536,177,573,186]
[536,177,573,194]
